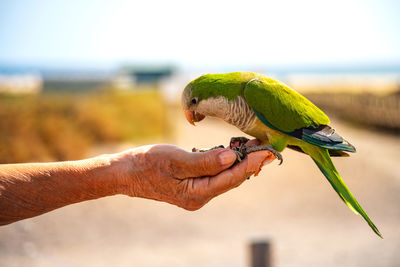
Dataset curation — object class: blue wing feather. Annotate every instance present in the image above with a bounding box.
[254,110,356,152]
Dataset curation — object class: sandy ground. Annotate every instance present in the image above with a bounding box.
[1,110,400,267]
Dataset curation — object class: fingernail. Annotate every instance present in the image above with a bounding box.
[218,150,236,166]
[262,158,273,166]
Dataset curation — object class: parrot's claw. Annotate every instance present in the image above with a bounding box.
[245,145,283,165]
[229,136,250,148]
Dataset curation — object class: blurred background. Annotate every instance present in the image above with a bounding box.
[0,0,399,266]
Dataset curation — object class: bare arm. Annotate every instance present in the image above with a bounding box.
[0,143,274,225]
[0,156,120,225]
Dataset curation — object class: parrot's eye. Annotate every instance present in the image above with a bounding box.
[191,97,198,105]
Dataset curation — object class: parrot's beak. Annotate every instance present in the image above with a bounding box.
[184,110,205,126]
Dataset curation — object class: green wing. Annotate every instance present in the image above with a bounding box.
[243,78,356,152]
[243,78,330,133]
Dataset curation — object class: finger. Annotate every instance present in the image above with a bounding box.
[246,150,275,173]
[177,148,237,178]
[193,150,275,198]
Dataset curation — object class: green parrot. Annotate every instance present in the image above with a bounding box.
[181,71,382,238]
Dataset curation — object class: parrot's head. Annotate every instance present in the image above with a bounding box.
[182,72,255,125]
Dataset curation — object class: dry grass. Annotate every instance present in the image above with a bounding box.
[0,90,168,163]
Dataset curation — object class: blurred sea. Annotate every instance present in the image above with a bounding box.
[1,63,400,78]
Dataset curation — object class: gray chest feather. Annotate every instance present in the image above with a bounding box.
[197,96,257,132]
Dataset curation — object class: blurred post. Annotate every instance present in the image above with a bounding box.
[249,240,272,267]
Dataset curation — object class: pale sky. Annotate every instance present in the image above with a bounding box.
[0,0,399,68]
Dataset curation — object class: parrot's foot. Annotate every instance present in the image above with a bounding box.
[231,144,283,165]
[192,140,283,166]
[230,144,248,163]
[229,136,250,148]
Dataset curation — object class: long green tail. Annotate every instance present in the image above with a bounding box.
[308,146,382,238]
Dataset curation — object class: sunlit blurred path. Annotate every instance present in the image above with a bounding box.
[1,107,400,267]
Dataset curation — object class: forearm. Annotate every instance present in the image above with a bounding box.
[0,154,123,225]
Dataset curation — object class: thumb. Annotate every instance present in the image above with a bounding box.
[184,149,237,177]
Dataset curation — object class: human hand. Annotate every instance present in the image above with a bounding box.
[112,141,275,210]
